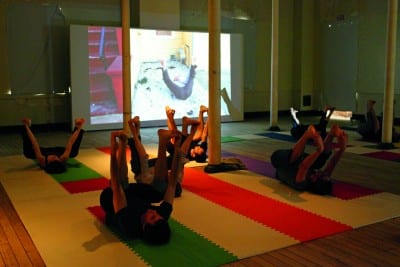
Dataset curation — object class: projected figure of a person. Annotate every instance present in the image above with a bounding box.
[161,60,196,100]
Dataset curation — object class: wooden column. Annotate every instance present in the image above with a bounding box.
[269,0,280,131]
[121,0,131,132]
[207,0,221,165]
[382,0,397,146]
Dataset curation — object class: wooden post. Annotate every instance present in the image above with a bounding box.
[269,0,280,131]
[121,0,131,132]
[381,0,397,147]
[207,0,221,165]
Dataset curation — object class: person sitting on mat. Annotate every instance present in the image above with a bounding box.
[100,129,185,245]
[271,124,347,195]
[166,105,208,163]
[127,115,199,197]
[357,99,400,142]
[21,118,85,174]
[290,105,336,140]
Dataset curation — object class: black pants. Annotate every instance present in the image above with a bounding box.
[22,126,84,159]
[290,111,328,140]
[100,183,164,215]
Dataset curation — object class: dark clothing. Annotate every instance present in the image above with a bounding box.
[99,183,172,239]
[128,134,207,176]
[127,137,172,176]
[188,141,208,161]
[167,135,208,161]
[357,112,400,142]
[22,126,84,165]
[271,149,331,191]
[357,111,381,142]
[291,111,329,140]
[162,65,196,100]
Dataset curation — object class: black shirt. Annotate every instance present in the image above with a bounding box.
[114,183,172,239]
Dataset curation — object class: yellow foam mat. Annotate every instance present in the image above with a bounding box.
[173,191,297,258]
[210,170,400,227]
[2,149,400,266]
[0,155,147,267]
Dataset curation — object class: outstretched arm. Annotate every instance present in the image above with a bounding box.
[22,119,45,166]
[110,131,128,213]
[60,118,85,161]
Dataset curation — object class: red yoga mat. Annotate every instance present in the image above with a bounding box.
[182,167,352,242]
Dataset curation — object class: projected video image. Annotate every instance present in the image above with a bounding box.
[87,26,232,125]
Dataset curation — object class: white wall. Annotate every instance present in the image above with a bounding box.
[140,0,179,30]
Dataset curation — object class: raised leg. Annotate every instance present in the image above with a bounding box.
[291,125,324,183]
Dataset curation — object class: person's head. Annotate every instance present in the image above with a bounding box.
[45,155,66,174]
[190,146,207,163]
[141,209,171,245]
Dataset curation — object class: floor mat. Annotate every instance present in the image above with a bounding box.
[88,206,238,266]
[222,151,381,200]
[182,168,352,242]
[255,132,295,142]
[222,151,276,177]
[221,136,245,143]
[61,177,110,194]
[1,151,400,266]
[52,158,104,182]
[362,150,400,162]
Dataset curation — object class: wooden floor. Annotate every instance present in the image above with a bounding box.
[0,183,46,267]
[1,116,400,266]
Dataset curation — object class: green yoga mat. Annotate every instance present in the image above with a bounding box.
[50,158,103,183]
[221,136,244,143]
[105,217,237,267]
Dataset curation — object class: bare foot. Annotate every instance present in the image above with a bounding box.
[165,106,175,120]
[160,59,166,69]
[116,130,128,144]
[329,124,343,137]
[74,118,85,128]
[22,118,31,127]
[128,117,140,137]
[200,105,208,113]
[304,125,318,139]
[132,116,140,132]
